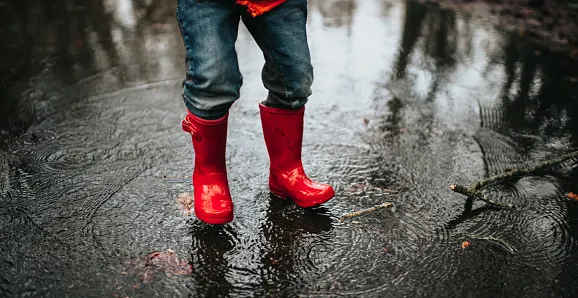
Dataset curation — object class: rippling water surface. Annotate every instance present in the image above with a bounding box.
[1,0,578,297]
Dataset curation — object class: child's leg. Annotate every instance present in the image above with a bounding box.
[177,0,242,224]
[241,0,312,109]
[242,1,335,208]
[177,0,243,120]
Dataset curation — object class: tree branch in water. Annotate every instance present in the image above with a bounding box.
[450,150,578,207]
[467,150,578,190]
[449,184,513,208]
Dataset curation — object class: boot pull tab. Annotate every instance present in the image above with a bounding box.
[182,117,202,141]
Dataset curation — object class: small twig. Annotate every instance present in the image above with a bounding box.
[155,175,190,179]
[449,185,513,208]
[468,234,516,254]
[338,202,393,222]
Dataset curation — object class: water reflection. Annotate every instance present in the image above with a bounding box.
[1,0,578,296]
[188,223,235,297]
[392,0,427,80]
[0,0,31,140]
[367,1,578,295]
[187,196,334,297]
[257,197,333,295]
[311,0,356,28]
[2,0,181,102]
[390,0,461,103]
[498,40,578,145]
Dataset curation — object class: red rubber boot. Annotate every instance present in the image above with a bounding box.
[182,111,234,224]
[259,104,335,208]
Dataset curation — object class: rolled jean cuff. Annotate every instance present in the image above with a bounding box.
[184,99,230,120]
[263,93,308,110]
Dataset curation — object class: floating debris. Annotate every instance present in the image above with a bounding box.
[566,192,578,201]
[125,249,192,288]
[338,202,394,222]
[177,192,194,216]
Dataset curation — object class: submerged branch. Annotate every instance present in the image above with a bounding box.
[338,202,393,222]
[449,184,513,208]
[450,150,578,207]
[467,234,517,254]
[467,150,578,191]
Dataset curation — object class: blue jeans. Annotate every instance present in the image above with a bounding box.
[176,0,313,120]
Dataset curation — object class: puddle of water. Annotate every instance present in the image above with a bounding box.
[1,0,578,297]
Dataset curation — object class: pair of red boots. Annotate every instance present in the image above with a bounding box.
[182,104,335,224]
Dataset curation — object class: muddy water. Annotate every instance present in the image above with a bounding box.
[1,0,578,297]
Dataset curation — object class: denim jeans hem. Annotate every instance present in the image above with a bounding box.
[184,98,230,120]
[263,94,308,110]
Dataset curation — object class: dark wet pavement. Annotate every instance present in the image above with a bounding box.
[2,0,578,297]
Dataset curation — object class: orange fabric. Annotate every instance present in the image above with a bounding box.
[236,0,287,17]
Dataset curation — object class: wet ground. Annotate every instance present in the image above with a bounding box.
[2,0,578,297]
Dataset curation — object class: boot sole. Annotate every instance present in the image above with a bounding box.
[196,213,234,225]
[269,184,335,208]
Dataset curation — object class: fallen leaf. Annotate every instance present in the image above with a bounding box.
[72,40,83,48]
[461,241,471,249]
[566,192,578,200]
[270,257,279,265]
[520,8,535,16]
[125,250,192,286]
[177,193,194,216]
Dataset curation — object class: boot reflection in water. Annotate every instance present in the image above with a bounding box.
[177,0,334,224]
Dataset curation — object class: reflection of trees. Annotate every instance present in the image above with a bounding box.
[0,0,181,139]
[0,0,32,140]
[388,0,578,147]
[309,0,356,28]
[421,7,456,102]
[391,0,459,102]
[377,0,578,189]
[9,0,179,84]
[41,0,169,83]
[498,38,578,145]
[382,1,462,146]
[392,0,426,79]
[382,3,578,294]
